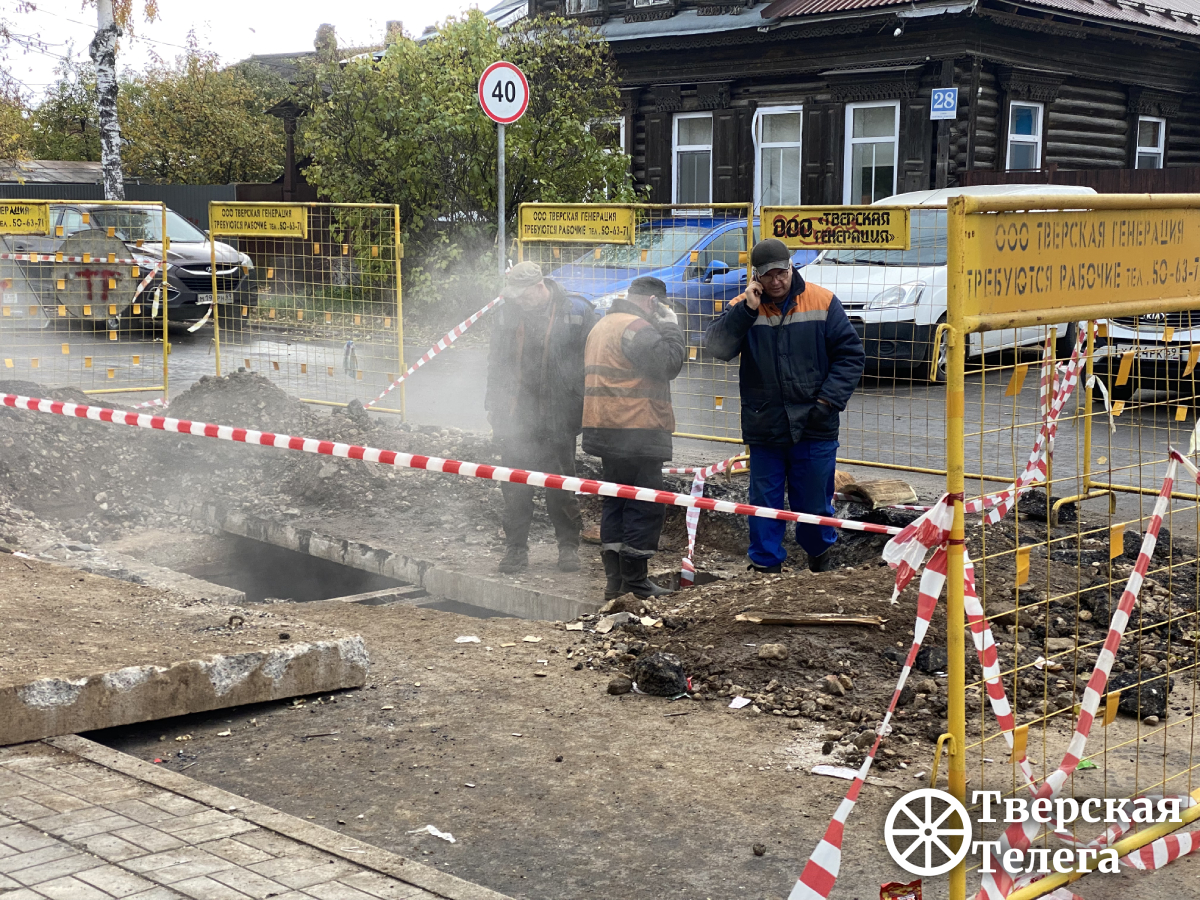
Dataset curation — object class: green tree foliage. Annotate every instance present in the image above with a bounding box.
[28,61,101,162]
[119,48,286,184]
[0,80,32,165]
[23,50,287,184]
[302,11,639,316]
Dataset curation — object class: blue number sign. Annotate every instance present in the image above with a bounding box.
[931,87,958,121]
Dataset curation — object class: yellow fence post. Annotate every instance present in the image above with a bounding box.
[394,204,405,422]
[209,205,222,377]
[944,195,968,900]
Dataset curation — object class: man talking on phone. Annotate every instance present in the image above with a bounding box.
[704,238,864,573]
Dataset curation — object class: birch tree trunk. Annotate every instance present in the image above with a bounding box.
[89,0,124,200]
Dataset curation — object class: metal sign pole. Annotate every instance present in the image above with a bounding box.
[498,122,506,278]
[478,61,527,279]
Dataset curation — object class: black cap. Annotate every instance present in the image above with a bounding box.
[750,238,792,275]
[628,276,668,300]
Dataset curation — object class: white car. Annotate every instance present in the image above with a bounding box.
[1095,304,1196,400]
[799,184,1098,380]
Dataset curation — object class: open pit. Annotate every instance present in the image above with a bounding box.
[4,372,1200,900]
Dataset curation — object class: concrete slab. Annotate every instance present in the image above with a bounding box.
[0,554,368,747]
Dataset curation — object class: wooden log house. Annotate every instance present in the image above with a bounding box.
[520,0,1200,202]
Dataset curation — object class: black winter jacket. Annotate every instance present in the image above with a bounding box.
[704,269,865,446]
[485,279,597,441]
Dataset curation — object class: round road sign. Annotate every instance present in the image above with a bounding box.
[478,61,529,125]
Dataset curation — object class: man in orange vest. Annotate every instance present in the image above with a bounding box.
[583,276,685,599]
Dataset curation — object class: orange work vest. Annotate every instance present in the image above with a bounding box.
[583,312,675,433]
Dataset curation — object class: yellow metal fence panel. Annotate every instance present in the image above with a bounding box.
[209,202,405,416]
[0,199,169,399]
[945,193,1200,900]
[518,202,750,443]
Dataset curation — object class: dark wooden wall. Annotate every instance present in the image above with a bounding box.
[592,4,1200,202]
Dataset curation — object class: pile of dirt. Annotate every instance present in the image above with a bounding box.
[0,373,762,580]
[565,507,1200,765]
[564,560,953,769]
[0,374,506,547]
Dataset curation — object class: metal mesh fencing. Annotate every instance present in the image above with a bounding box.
[517,202,750,443]
[0,200,169,398]
[209,202,405,415]
[518,202,976,488]
[798,205,957,478]
[943,194,1200,899]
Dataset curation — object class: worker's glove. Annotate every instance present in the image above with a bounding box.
[655,302,679,326]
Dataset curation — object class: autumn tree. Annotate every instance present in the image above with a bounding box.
[0,1,38,164]
[119,49,285,184]
[302,11,638,315]
[28,61,101,162]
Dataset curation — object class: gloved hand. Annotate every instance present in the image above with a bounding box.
[655,302,679,326]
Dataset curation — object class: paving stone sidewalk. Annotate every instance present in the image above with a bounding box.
[0,738,507,900]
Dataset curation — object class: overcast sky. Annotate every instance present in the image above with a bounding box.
[6,0,481,97]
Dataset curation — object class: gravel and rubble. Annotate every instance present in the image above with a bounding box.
[558,507,1200,765]
[2,373,1199,756]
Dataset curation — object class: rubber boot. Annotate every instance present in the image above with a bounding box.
[557,544,581,573]
[808,542,840,573]
[619,555,673,599]
[602,550,623,600]
[498,545,528,574]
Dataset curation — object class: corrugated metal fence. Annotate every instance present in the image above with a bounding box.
[0,183,237,231]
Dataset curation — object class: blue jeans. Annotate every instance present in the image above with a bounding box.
[747,440,839,568]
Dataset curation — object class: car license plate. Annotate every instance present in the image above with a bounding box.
[1136,346,1187,361]
[196,293,225,306]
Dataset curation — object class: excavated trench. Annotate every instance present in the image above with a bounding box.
[105,525,585,620]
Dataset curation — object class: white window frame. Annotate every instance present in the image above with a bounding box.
[673,112,713,205]
[1136,115,1167,169]
[1006,101,1044,171]
[842,101,900,206]
[565,0,599,13]
[753,105,804,210]
[632,0,671,6]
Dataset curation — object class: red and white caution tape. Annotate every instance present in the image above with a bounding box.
[132,397,167,410]
[364,296,503,409]
[0,394,902,537]
[977,452,1191,900]
[663,460,749,476]
[130,264,162,305]
[0,252,143,265]
[676,454,748,586]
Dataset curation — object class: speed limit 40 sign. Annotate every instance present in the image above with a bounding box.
[478,61,529,125]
